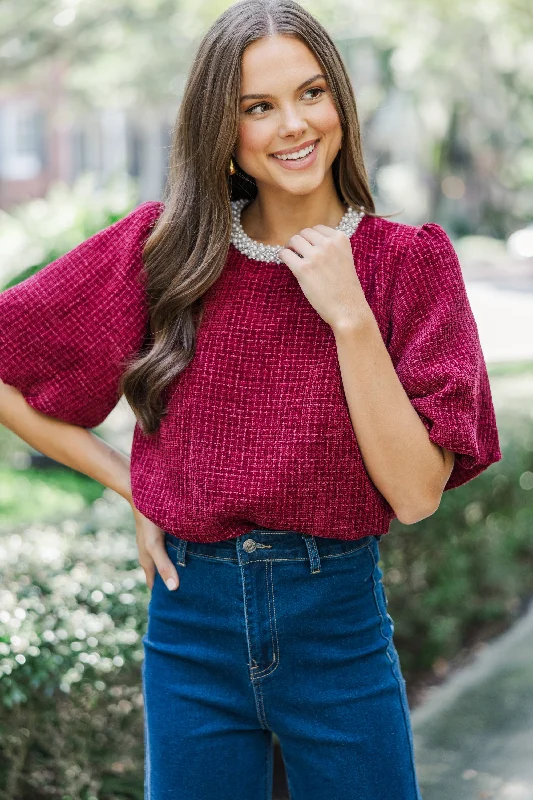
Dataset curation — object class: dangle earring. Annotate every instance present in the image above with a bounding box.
[229,157,236,176]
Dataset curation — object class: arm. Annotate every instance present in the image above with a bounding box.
[0,378,133,502]
[332,313,455,525]
[0,379,180,591]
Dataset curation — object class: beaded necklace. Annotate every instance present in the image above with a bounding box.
[230,198,365,264]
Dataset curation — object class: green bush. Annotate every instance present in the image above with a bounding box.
[0,467,105,526]
[0,501,147,799]
[0,173,140,292]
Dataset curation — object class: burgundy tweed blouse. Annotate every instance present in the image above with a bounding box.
[0,201,502,542]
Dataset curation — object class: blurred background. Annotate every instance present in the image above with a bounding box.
[1,1,533,798]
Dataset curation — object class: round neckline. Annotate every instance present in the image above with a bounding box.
[229,198,367,265]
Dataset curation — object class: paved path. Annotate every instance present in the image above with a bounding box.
[411,598,533,800]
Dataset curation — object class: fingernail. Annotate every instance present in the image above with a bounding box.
[166,578,178,591]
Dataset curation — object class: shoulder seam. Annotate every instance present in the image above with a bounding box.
[387,221,420,299]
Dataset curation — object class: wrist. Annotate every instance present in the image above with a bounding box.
[331,304,375,338]
[121,484,134,505]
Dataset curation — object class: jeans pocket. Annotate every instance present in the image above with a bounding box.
[164,532,186,566]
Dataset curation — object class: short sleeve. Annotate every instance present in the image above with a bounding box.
[387,222,502,491]
[0,201,164,429]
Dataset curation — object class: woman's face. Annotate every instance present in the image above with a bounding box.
[234,35,343,198]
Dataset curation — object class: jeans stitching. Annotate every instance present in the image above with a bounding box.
[165,538,373,563]
[322,541,373,557]
[166,541,238,562]
[367,542,395,666]
[238,560,271,728]
[142,660,151,799]
[367,543,422,797]
[390,664,423,799]
[251,560,280,679]
[239,561,258,674]
[244,548,369,564]
[255,680,272,729]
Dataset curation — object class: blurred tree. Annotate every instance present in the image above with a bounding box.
[0,0,531,233]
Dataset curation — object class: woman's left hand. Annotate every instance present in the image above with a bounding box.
[278,224,370,330]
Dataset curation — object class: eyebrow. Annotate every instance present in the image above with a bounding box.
[239,73,327,103]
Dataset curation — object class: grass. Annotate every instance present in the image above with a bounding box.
[0,465,106,526]
[487,359,533,377]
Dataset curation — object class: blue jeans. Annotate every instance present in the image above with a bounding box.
[141,528,422,799]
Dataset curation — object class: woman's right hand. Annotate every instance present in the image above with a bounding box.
[131,503,180,592]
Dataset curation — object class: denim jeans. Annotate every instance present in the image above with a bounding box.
[141,528,423,799]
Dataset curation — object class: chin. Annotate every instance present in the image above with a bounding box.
[278,174,325,192]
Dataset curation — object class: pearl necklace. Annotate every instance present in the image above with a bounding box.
[230,198,365,264]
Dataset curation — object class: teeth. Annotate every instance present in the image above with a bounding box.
[273,141,317,161]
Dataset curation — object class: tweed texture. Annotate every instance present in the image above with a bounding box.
[0,201,502,542]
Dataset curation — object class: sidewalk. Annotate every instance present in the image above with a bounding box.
[412,597,533,800]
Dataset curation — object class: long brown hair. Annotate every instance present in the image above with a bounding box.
[120,0,393,435]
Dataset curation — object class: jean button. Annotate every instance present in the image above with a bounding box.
[243,539,257,553]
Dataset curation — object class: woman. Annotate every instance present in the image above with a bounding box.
[0,1,501,798]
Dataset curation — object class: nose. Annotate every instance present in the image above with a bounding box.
[278,103,308,139]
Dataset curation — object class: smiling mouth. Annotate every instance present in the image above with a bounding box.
[270,138,320,161]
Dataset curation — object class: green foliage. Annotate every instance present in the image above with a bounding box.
[0,467,105,525]
[0,507,147,798]
[0,423,106,527]
[0,173,140,292]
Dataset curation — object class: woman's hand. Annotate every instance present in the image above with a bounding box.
[278,224,371,331]
[131,503,180,592]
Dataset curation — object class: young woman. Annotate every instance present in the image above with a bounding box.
[0,1,501,798]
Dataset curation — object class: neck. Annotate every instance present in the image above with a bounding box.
[240,183,347,247]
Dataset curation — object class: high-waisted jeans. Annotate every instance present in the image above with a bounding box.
[141,528,423,799]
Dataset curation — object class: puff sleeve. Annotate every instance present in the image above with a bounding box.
[387,222,502,491]
[0,201,163,429]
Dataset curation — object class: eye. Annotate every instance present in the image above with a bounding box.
[244,101,271,116]
[303,87,326,101]
[244,86,326,116]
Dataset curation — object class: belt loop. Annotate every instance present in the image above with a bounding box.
[175,538,188,567]
[302,533,321,574]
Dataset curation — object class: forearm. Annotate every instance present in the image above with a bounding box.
[331,310,447,524]
[0,380,132,503]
